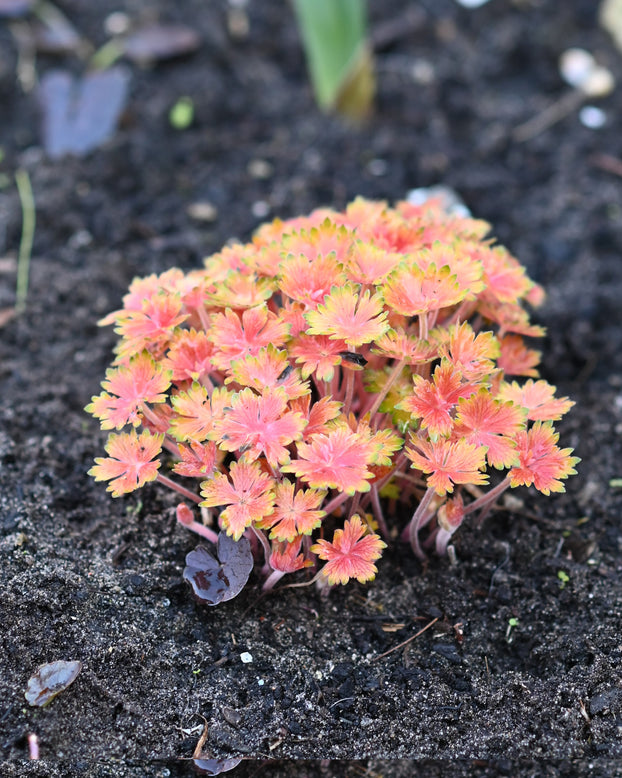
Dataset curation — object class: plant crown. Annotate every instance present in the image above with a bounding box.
[87,197,579,592]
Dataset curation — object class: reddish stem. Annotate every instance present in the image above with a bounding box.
[156,473,202,504]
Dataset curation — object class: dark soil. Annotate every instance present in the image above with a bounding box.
[1,1,622,776]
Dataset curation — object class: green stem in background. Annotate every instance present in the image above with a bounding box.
[15,168,35,315]
[292,0,375,120]
[364,358,405,422]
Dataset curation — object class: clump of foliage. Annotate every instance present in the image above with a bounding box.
[87,197,578,597]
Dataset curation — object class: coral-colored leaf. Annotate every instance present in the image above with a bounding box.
[282,425,376,495]
[173,440,219,478]
[86,351,171,430]
[381,261,465,317]
[227,345,309,399]
[200,460,275,540]
[398,361,476,437]
[497,334,541,378]
[289,395,343,439]
[162,329,214,383]
[169,385,230,442]
[208,305,290,371]
[509,421,580,495]
[278,252,347,307]
[453,389,526,469]
[304,284,388,348]
[210,387,307,467]
[289,334,349,382]
[405,437,488,496]
[437,321,499,380]
[88,429,163,497]
[269,537,311,573]
[371,328,436,364]
[259,479,326,541]
[497,380,574,421]
[311,515,386,586]
[114,292,188,358]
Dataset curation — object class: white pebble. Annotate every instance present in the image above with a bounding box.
[240,651,253,663]
[579,105,607,128]
[251,201,270,219]
[454,0,491,7]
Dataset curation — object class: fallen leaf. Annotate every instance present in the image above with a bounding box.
[39,67,130,158]
[25,660,82,707]
[183,534,253,606]
[122,24,200,63]
[193,757,243,775]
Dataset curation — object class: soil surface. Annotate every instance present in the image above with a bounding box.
[1,1,622,776]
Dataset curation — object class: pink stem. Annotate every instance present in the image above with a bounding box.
[369,484,389,539]
[251,525,272,567]
[262,569,285,591]
[407,486,436,559]
[462,476,512,517]
[180,518,219,544]
[322,490,351,517]
[156,473,202,503]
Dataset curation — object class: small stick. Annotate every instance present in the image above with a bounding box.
[590,153,622,178]
[513,90,584,143]
[372,616,438,661]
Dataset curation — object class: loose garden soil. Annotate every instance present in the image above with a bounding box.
[1,1,622,776]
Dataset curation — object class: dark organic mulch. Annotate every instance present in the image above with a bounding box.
[1,1,622,776]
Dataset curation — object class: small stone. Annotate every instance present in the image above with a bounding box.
[579,106,607,129]
[104,12,130,36]
[454,0,491,7]
[187,202,218,222]
[240,651,253,664]
[247,159,273,179]
[251,201,270,219]
[559,48,595,90]
[367,159,388,177]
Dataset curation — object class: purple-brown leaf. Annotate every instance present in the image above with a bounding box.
[122,24,200,63]
[183,533,253,605]
[193,757,243,776]
[39,68,130,158]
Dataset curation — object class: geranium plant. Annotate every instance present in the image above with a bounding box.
[87,197,578,601]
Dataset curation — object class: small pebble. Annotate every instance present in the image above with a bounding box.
[367,159,388,177]
[251,201,270,219]
[240,651,253,663]
[248,159,273,179]
[411,59,435,85]
[187,201,218,222]
[559,48,595,89]
[104,12,130,36]
[559,48,615,96]
[454,0,491,7]
[579,105,607,129]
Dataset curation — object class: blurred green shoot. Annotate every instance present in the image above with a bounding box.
[15,168,35,315]
[292,0,375,120]
[169,97,195,130]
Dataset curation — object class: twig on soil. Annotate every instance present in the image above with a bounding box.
[372,616,438,661]
[590,153,622,178]
[512,90,584,143]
